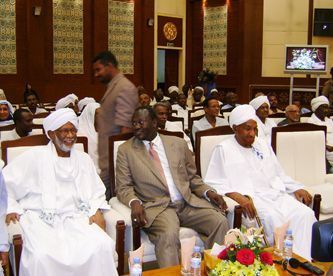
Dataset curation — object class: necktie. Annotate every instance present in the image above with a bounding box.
[149,142,167,182]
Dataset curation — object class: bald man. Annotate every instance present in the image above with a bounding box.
[277,104,301,126]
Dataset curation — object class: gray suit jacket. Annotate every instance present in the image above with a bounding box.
[116,134,217,227]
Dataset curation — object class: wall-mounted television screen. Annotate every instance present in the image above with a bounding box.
[284,45,329,74]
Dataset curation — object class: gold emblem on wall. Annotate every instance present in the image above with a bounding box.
[163,22,177,41]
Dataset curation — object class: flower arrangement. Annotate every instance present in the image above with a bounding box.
[198,68,217,83]
[209,228,279,276]
[289,48,319,70]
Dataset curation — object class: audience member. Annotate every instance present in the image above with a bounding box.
[23,90,47,115]
[139,93,151,107]
[293,99,311,115]
[0,100,14,127]
[78,97,96,113]
[0,172,8,276]
[78,102,101,172]
[168,86,179,105]
[182,84,190,98]
[4,108,118,275]
[93,50,138,200]
[268,93,284,114]
[205,104,316,260]
[172,94,189,129]
[55,93,80,114]
[210,89,223,106]
[249,95,277,142]
[192,98,228,143]
[322,67,333,105]
[137,85,146,95]
[187,86,205,109]
[221,92,239,111]
[277,104,301,126]
[151,89,170,106]
[154,102,193,151]
[116,106,229,268]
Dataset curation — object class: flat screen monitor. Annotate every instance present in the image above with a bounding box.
[284,45,329,74]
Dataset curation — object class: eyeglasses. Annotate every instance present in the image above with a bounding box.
[56,128,77,136]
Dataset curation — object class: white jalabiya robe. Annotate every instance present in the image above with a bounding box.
[3,142,118,276]
[204,136,316,260]
[255,116,276,144]
[308,113,333,166]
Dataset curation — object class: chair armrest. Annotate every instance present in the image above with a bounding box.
[103,209,126,240]
[7,222,22,242]
[109,197,132,226]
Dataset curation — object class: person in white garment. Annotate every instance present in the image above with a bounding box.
[249,95,277,143]
[0,100,14,127]
[23,90,47,115]
[3,108,118,276]
[192,97,228,144]
[171,94,189,129]
[204,104,317,260]
[307,95,333,167]
[0,170,9,276]
[78,97,96,113]
[55,93,80,115]
[77,102,101,172]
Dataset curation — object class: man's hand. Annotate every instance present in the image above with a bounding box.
[5,213,20,225]
[130,200,147,227]
[0,251,8,266]
[294,189,312,206]
[89,210,106,231]
[226,193,256,219]
[206,191,228,212]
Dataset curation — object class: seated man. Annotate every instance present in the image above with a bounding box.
[167,86,179,105]
[23,90,47,115]
[192,98,228,143]
[116,106,229,268]
[268,93,284,114]
[4,108,118,276]
[249,95,277,143]
[172,94,189,129]
[0,171,8,276]
[138,93,151,107]
[55,93,80,115]
[187,86,205,109]
[292,98,311,115]
[78,97,96,113]
[277,104,301,126]
[204,105,316,260]
[221,92,239,111]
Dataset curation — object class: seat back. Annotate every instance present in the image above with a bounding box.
[167,116,184,130]
[271,123,327,186]
[2,134,88,165]
[195,126,234,177]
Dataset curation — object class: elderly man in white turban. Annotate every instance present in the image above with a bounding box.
[78,97,96,113]
[249,95,277,143]
[308,95,333,166]
[55,93,79,114]
[204,105,317,260]
[3,108,118,276]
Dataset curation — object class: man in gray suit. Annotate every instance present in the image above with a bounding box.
[116,106,229,268]
[93,51,138,200]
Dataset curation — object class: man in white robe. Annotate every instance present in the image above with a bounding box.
[171,94,189,129]
[55,93,79,115]
[204,104,317,260]
[4,108,118,276]
[249,95,276,143]
[0,171,9,276]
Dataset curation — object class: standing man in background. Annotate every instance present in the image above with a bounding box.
[93,51,138,200]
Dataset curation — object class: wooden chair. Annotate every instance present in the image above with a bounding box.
[2,134,126,276]
[108,130,205,267]
[271,123,326,220]
[0,125,15,132]
[32,112,50,118]
[268,112,286,125]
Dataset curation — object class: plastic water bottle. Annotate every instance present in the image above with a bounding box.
[283,229,293,260]
[130,257,142,276]
[190,246,201,276]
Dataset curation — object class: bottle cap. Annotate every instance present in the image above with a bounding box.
[133,257,140,264]
[194,246,201,252]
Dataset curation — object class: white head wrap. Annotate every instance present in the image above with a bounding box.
[55,93,78,110]
[168,86,179,94]
[249,95,270,110]
[210,88,218,94]
[311,96,329,112]
[0,100,14,115]
[43,108,78,139]
[78,97,96,112]
[194,86,204,92]
[229,104,256,127]
[0,89,6,100]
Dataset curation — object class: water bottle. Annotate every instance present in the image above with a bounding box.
[130,257,142,276]
[283,229,293,260]
[190,246,201,276]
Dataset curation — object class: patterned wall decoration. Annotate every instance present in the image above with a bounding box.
[203,5,228,75]
[53,0,83,74]
[108,0,134,74]
[0,0,17,74]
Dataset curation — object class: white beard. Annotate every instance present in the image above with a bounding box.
[54,135,75,152]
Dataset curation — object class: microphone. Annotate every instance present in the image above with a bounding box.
[289,258,324,275]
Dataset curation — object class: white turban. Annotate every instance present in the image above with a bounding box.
[168,86,179,94]
[55,93,78,110]
[43,108,78,138]
[311,96,329,112]
[210,88,218,94]
[0,100,14,114]
[194,86,204,92]
[249,95,270,110]
[229,104,256,127]
[78,97,96,112]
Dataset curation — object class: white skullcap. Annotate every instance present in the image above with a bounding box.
[229,104,256,128]
[78,97,96,112]
[0,100,14,114]
[194,86,204,92]
[311,96,329,112]
[43,108,78,139]
[168,86,179,94]
[249,95,270,110]
[55,93,78,110]
[210,88,218,93]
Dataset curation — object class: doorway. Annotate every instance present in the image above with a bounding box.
[157,49,179,95]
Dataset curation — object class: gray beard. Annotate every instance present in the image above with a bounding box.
[54,135,74,153]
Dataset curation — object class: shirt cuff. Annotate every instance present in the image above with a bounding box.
[204,189,214,201]
[129,198,142,208]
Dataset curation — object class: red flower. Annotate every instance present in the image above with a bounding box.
[259,252,273,266]
[236,249,255,266]
[217,248,228,260]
